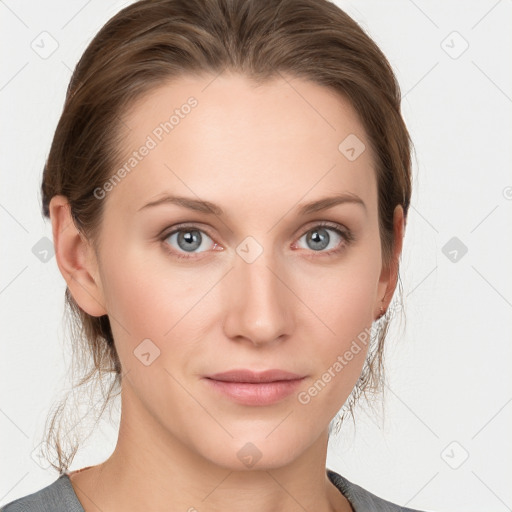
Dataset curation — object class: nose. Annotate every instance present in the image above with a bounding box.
[222,245,294,347]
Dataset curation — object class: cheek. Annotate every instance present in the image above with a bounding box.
[309,275,374,384]
[102,267,162,336]
[96,243,171,363]
[291,247,381,402]
[98,243,219,373]
[293,283,375,425]
[99,239,187,332]
[295,251,380,336]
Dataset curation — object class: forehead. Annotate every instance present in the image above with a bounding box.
[105,72,377,219]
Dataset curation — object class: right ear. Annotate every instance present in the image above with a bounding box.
[49,195,108,317]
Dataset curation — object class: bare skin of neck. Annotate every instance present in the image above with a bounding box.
[68,451,354,512]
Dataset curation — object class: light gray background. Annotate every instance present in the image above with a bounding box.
[1,1,511,510]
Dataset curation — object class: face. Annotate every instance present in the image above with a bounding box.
[55,72,402,471]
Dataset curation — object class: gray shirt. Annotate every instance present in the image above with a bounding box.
[1,468,428,511]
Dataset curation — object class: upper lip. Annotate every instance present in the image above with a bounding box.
[206,369,305,383]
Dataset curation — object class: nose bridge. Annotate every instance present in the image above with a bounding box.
[223,239,292,345]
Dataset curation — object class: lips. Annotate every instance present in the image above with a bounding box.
[203,369,306,406]
[205,369,305,383]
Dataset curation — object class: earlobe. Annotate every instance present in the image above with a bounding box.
[49,195,108,317]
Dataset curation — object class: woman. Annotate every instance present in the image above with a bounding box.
[1,0,427,510]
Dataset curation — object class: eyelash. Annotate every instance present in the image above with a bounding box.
[159,221,355,260]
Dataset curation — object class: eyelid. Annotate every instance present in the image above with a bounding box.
[297,219,351,238]
[159,222,214,239]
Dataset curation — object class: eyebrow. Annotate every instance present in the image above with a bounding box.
[137,192,366,216]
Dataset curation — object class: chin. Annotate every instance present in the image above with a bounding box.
[192,426,316,471]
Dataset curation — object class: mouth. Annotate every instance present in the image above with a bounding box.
[203,369,306,406]
[205,368,305,383]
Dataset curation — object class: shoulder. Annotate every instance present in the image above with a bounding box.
[0,474,84,512]
[327,469,431,512]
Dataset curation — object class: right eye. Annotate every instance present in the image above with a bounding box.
[160,225,221,260]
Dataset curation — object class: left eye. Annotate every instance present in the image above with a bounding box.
[295,225,347,252]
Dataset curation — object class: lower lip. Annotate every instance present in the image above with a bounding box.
[203,377,305,406]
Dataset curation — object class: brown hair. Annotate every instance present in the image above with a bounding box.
[41,0,412,473]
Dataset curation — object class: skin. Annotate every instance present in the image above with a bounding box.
[50,72,404,512]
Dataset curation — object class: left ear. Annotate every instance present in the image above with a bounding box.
[375,204,405,319]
